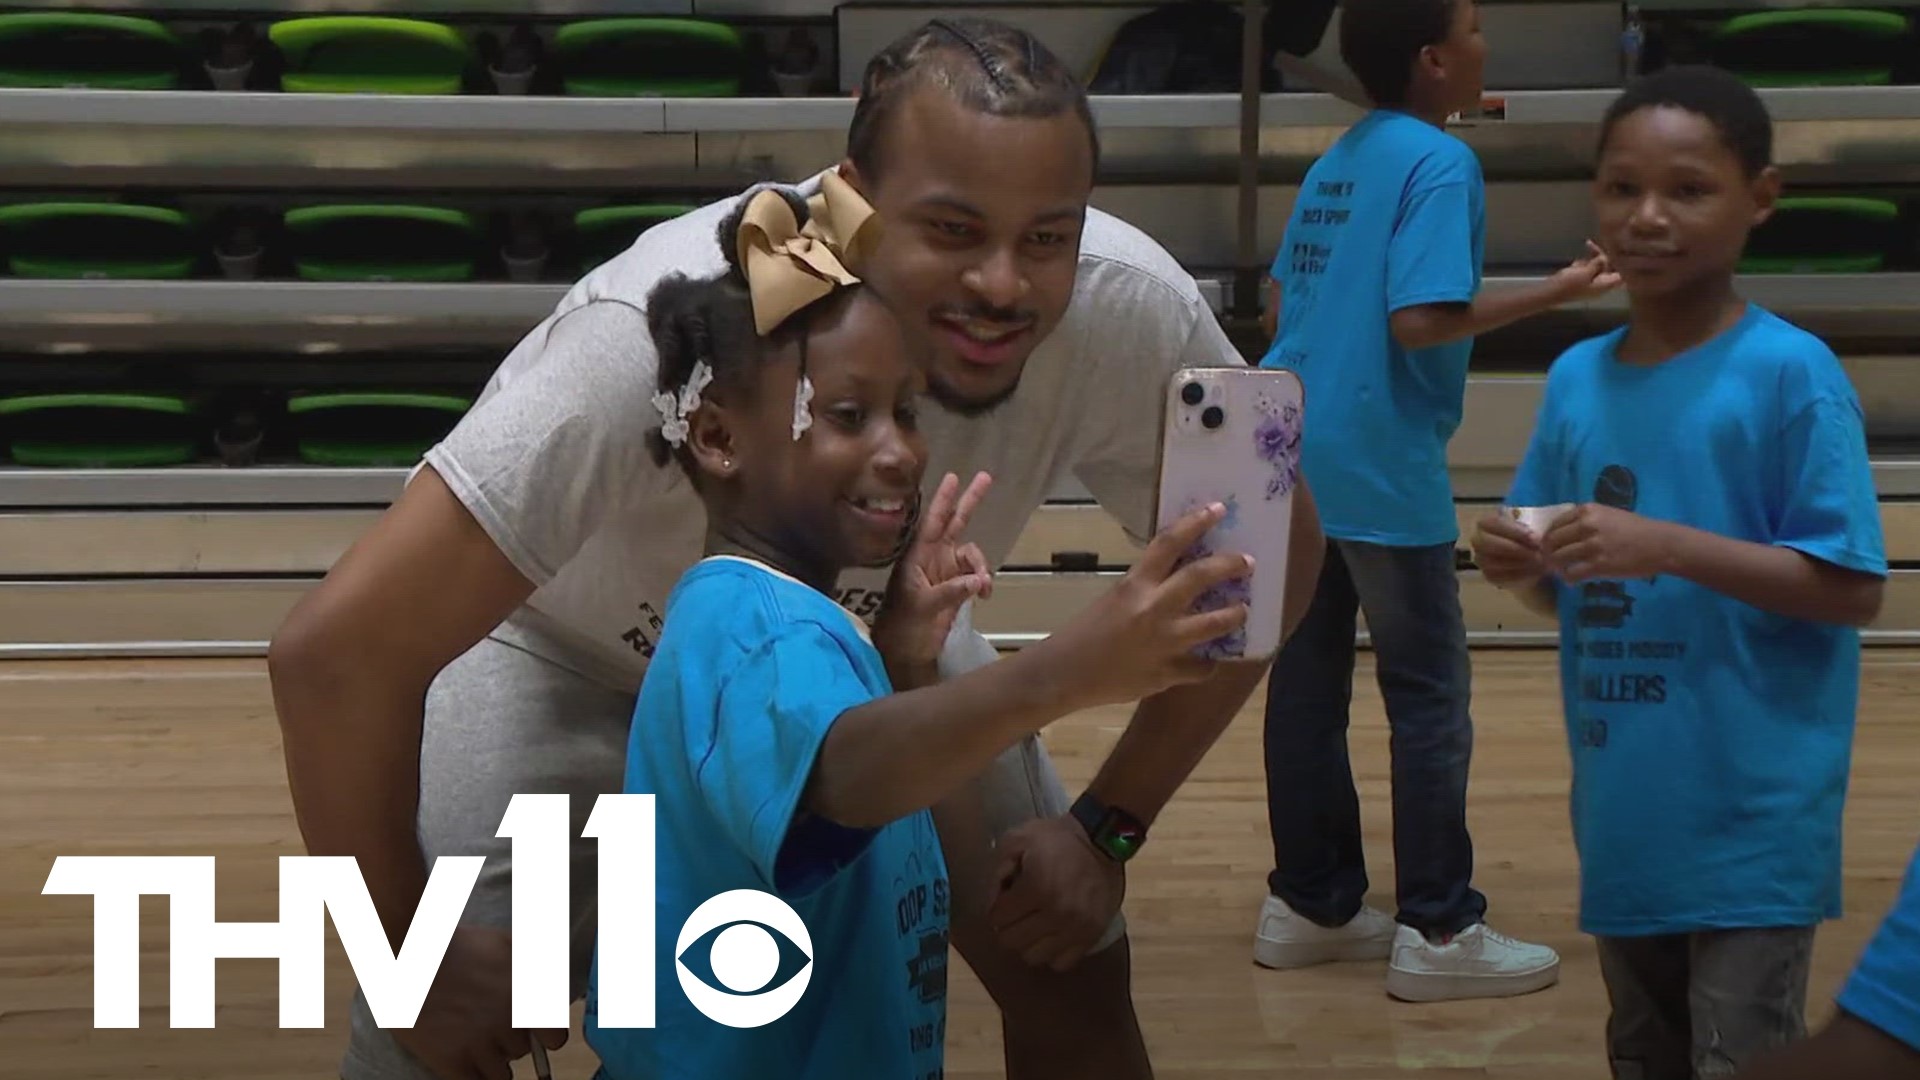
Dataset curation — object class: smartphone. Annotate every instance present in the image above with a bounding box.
[1152,365,1304,663]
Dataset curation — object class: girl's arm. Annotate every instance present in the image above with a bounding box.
[805,502,1253,830]
[804,639,1079,829]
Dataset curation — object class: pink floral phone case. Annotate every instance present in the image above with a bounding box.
[1153,366,1305,662]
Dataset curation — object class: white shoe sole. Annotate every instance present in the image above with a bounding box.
[1384,959,1561,1003]
[1253,934,1394,970]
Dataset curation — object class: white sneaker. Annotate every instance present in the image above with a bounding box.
[1252,894,1396,969]
[1384,922,1561,1003]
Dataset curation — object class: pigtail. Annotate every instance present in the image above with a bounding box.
[644,271,753,468]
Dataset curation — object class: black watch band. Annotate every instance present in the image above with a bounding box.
[1069,793,1148,863]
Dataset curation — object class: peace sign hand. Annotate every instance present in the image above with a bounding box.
[873,471,995,689]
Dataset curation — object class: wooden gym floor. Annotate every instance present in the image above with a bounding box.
[3,649,1916,1080]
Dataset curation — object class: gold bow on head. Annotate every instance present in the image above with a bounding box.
[736,170,880,336]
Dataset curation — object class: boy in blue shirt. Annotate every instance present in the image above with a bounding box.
[1734,837,1920,1080]
[1254,0,1618,1001]
[1473,66,1888,1077]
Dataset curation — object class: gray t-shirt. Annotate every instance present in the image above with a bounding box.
[423,170,1245,693]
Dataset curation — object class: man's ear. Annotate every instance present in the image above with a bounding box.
[685,402,739,484]
[1751,164,1783,228]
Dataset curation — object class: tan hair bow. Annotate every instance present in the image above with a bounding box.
[736,170,880,336]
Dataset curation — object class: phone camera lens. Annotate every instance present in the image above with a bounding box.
[1180,381,1205,406]
[1201,405,1225,430]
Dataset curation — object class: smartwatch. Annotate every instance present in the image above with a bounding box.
[1069,793,1149,864]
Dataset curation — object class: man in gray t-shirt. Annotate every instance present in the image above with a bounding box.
[271,17,1325,1080]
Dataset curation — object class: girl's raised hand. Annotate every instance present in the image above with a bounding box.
[873,471,994,687]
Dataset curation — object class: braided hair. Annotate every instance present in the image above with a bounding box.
[846,16,1099,183]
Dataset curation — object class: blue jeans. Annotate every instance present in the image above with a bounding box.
[1262,538,1488,936]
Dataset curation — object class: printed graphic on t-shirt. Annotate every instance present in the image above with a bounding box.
[1570,462,1687,750]
[894,841,949,1080]
[836,586,886,625]
[1577,464,1642,631]
[620,600,665,658]
[615,582,888,663]
[1594,464,1638,510]
[1296,180,1355,237]
[1279,179,1354,343]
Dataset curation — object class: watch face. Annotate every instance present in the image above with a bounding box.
[1073,795,1147,862]
[1100,820,1145,860]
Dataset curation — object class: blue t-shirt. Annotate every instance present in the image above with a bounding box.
[1507,304,1887,937]
[1837,839,1920,1052]
[586,555,950,1080]
[1259,109,1486,546]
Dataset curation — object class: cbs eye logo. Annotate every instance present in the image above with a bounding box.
[674,890,815,1027]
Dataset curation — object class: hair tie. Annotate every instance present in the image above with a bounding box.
[653,359,713,448]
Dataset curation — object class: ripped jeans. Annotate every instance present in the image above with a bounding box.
[1597,926,1816,1080]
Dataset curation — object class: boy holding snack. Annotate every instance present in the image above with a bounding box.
[1473,65,1887,1077]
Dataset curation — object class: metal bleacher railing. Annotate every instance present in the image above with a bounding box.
[4,0,1920,654]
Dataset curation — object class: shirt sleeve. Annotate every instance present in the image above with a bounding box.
[701,619,883,897]
[1072,266,1242,543]
[1387,164,1482,315]
[1837,842,1920,1052]
[421,300,669,589]
[1773,380,1888,578]
[936,599,1002,679]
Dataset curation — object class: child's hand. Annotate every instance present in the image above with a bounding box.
[1542,503,1675,583]
[873,471,994,687]
[1551,241,1623,303]
[1036,501,1253,710]
[1471,512,1548,589]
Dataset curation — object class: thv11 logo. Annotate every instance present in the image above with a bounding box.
[41,794,814,1031]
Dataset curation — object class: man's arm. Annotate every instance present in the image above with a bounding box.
[1060,275,1326,827]
[273,300,650,942]
[986,481,1323,971]
[1080,477,1323,823]
[269,299,657,1077]
[269,466,558,1080]
[270,465,533,946]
